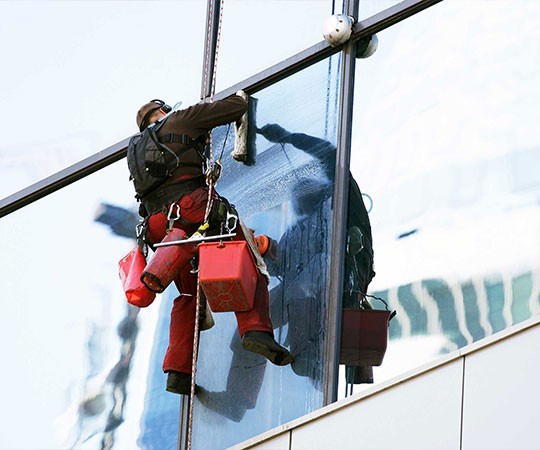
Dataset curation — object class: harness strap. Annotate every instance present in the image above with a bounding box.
[159,133,207,167]
[141,177,206,217]
[160,133,205,148]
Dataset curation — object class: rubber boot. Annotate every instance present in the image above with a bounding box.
[166,370,193,395]
[242,331,293,366]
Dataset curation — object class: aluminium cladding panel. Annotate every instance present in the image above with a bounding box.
[242,432,291,450]
[461,324,540,450]
[290,359,464,450]
[189,54,342,450]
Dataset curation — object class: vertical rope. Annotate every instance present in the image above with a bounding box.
[185,1,224,449]
[186,281,202,450]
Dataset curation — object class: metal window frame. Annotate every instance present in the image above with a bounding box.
[323,0,359,406]
[0,0,442,220]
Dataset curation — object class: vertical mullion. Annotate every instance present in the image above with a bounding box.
[200,0,221,100]
[323,0,360,405]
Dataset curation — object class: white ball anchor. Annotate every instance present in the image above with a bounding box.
[322,14,355,47]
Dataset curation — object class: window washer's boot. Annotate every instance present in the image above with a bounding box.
[166,370,193,395]
[242,331,294,366]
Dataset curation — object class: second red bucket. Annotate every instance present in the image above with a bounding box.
[198,240,257,312]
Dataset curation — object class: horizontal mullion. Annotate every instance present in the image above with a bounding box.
[0,137,130,218]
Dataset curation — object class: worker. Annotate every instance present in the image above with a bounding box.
[130,94,293,396]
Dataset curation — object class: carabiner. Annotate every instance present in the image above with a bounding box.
[167,202,181,222]
[225,212,238,233]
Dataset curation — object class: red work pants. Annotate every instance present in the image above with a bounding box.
[146,187,274,374]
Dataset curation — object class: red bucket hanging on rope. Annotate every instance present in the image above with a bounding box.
[118,246,156,308]
[198,240,257,312]
[340,308,392,367]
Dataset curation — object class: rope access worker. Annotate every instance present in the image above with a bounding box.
[130,94,293,395]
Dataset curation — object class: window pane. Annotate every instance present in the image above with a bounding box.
[214,0,336,91]
[0,1,206,198]
[191,54,341,449]
[0,161,167,449]
[358,0,403,20]
[350,0,540,390]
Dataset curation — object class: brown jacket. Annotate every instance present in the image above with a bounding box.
[140,94,247,215]
[157,94,247,181]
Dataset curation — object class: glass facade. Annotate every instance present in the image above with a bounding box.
[137,290,182,450]
[191,54,341,450]
[0,1,206,198]
[215,0,337,91]
[358,0,403,20]
[1,0,539,448]
[350,0,540,387]
[0,161,157,449]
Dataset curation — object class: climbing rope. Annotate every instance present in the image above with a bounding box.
[186,1,224,448]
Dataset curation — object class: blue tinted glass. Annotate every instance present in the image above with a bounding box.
[138,292,181,450]
[350,0,540,391]
[191,55,341,449]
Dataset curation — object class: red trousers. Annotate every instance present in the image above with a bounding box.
[147,187,274,374]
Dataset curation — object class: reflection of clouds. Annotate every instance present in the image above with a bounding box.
[352,1,540,199]
[371,205,540,290]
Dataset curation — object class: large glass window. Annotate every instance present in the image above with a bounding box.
[358,0,404,20]
[214,0,337,91]
[0,1,206,198]
[190,54,341,449]
[349,0,540,389]
[0,161,161,449]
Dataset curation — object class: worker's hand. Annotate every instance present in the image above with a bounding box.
[257,123,290,143]
[236,90,249,101]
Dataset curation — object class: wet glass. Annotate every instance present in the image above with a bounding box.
[214,0,337,91]
[190,54,341,449]
[349,0,540,392]
[0,160,172,449]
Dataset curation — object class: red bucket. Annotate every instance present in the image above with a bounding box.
[340,308,391,366]
[198,241,257,312]
[118,246,156,307]
[141,228,195,293]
